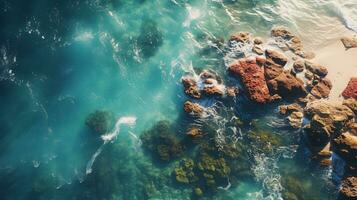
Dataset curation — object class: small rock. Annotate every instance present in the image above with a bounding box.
[230,32,250,43]
[305,71,314,80]
[341,37,357,49]
[279,103,303,115]
[310,78,333,99]
[182,77,201,99]
[288,111,304,129]
[187,127,202,138]
[343,98,357,113]
[293,60,305,73]
[254,37,263,45]
[253,45,264,55]
[183,101,204,117]
[226,86,239,97]
[265,49,288,67]
[342,77,357,99]
[305,61,328,77]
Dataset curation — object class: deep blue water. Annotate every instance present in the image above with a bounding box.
[0,0,356,199]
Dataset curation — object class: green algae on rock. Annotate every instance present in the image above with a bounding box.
[85,110,115,135]
[140,120,185,162]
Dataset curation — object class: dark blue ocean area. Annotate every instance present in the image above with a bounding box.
[0,0,356,199]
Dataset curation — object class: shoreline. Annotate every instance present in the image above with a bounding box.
[312,38,357,102]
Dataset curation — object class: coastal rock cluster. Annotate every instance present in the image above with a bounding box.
[180,27,357,199]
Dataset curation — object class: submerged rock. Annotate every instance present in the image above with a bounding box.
[141,121,185,162]
[342,78,357,99]
[137,20,163,58]
[339,176,357,199]
[341,37,357,50]
[85,110,115,135]
[184,101,204,117]
[267,70,307,98]
[229,57,277,103]
[187,127,203,138]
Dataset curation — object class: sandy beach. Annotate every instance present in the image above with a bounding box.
[313,39,357,102]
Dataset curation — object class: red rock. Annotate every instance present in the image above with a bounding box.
[267,71,307,98]
[229,57,273,103]
[342,78,357,99]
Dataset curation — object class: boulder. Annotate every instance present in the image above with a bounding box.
[305,61,328,77]
[288,111,304,129]
[254,37,263,45]
[293,60,305,73]
[271,27,294,40]
[252,45,264,55]
[304,101,355,152]
[267,71,307,98]
[184,101,204,117]
[187,127,203,138]
[279,103,303,115]
[310,78,332,99]
[265,49,288,67]
[226,86,239,97]
[341,37,357,49]
[342,78,357,99]
[339,177,357,199]
[332,131,357,166]
[343,98,357,113]
[229,57,275,103]
[182,77,201,99]
[264,63,284,80]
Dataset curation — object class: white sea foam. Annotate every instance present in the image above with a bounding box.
[86,116,137,174]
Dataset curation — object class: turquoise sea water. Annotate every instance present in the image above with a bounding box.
[0,0,356,199]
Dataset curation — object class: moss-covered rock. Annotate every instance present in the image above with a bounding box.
[85,110,115,135]
[141,120,185,162]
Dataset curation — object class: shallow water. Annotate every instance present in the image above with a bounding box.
[0,0,356,199]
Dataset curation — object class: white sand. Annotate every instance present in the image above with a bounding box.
[312,39,357,102]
